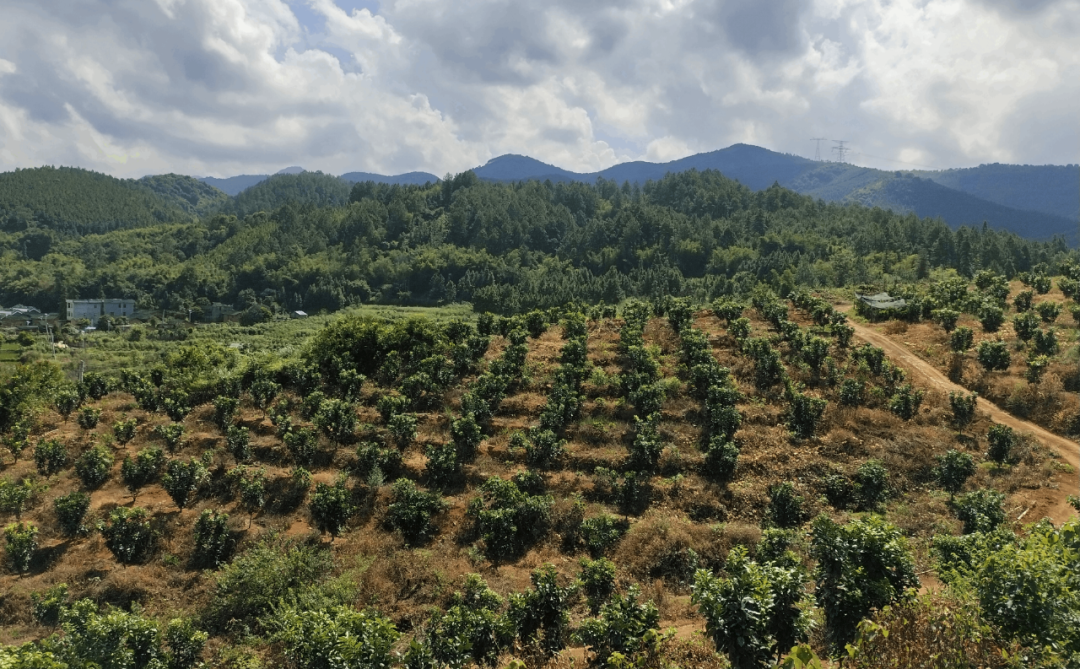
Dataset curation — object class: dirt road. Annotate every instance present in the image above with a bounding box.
[845,317,1080,524]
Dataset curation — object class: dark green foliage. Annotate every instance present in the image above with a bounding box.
[121,447,164,502]
[578,557,617,614]
[30,583,68,626]
[386,478,446,545]
[948,391,978,434]
[163,617,209,669]
[728,317,752,341]
[55,388,81,421]
[82,372,112,401]
[975,340,1010,372]
[575,585,660,665]
[838,378,864,407]
[744,338,786,389]
[704,437,739,481]
[153,423,186,451]
[986,423,1016,465]
[212,395,239,431]
[74,445,113,488]
[525,429,566,468]
[854,459,889,510]
[191,509,232,568]
[822,474,854,510]
[355,441,402,483]
[377,394,410,422]
[1012,310,1040,342]
[931,308,960,331]
[309,477,354,538]
[387,413,418,448]
[935,450,976,497]
[4,521,38,572]
[811,515,918,653]
[949,326,974,353]
[693,546,812,669]
[785,388,826,439]
[954,489,1006,534]
[508,564,574,655]
[450,413,483,459]
[112,418,137,445]
[33,439,68,476]
[100,506,155,564]
[54,491,90,537]
[978,304,1004,332]
[162,458,207,509]
[580,514,629,556]
[163,392,191,422]
[469,477,553,560]
[0,477,40,519]
[712,298,744,322]
[313,399,356,444]
[425,442,461,487]
[422,574,514,668]
[628,413,663,471]
[267,604,399,669]
[76,407,101,430]
[1026,354,1050,384]
[284,428,319,467]
[226,425,251,462]
[1031,327,1059,356]
[1014,289,1034,312]
[768,482,806,529]
[887,383,924,420]
[852,343,886,375]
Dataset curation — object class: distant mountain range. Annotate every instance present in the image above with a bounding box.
[191,144,1078,242]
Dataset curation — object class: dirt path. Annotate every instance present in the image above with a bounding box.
[844,315,1080,524]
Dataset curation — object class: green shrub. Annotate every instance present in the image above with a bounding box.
[33,439,68,476]
[192,509,232,568]
[112,418,137,445]
[953,489,1006,534]
[1012,311,1040,342]
[284,428,319,467]
[1035,300,1061,323]
[266,605,398,669]
[121,447,164,503]
[986,423,1016,465]
[810,515,918,653]
[164,617,209,669]
[469,477,553,560]
[313,399,356,444]
[54,491,90,537]
[580,514,628,556]
[162,458,208,510]
[838,378,864,407]
[768,482,806,529]
[935,450,975,498]
[153,423,186,452]
[249,376,280,415]
[30,583,68,625]
[508,564,574,655]
[100,506,155,564]
[978,305,1004,332]
[948,391,978,435]
[1032,328,1059,356]
[785,388,826,439]
[0,477,42,519]
[386,478,446,544]
[931,308,960,332]
[1013,289,1034,312]
[525,429,566,468]
[704,437,739,481]
[887,384,924,420]
[82,372,112,400]
[226,425,251,463]
[4,521,38,572]
[309,477,354,539]
[823,474,854,510]
[1026,354,1050,384]
[575,585,661,665]
[55,388,81,421]
[578,557,617,614]
[425,442,461,488]
[74,445,113,489]
[212,395,239,431]
[424,574,514,668]
[76,407,101,430]
[855,459,889,510]
[387,413,417,448]
[949,326,974,353]
[355,441,402,483]
[54,598,165,668]
[975,340,1010,372]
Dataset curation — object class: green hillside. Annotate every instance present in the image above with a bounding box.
[917,163,1080,221]
[220,171,353,218]
[0,166,194,236]
[139,174,229,218]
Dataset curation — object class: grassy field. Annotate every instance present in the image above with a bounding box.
[2,302,476,378]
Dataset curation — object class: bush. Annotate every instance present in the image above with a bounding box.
[33,439,68,476]
[313,399,356,444]
[211,395,239,431]
[581,514,629,556]
[226,425,251,462]
[1012,311,1040,342]
[1014,289,1034,312]
[1035,300,1061,323]
[191,509,232,568]
[164,617,209,669]
[948,391,978,435]
[4,521,38,572]
[387,413,417,448]
[811,515,918,653]
[121,447,164,502]
[0,477,40,519]
[986,423,1016,465]
[469,476,553,560]
[693,546,812,669]
[1026,354,1050,384]
[578,557,617,614]
[100,506,155,564]
[785,388,826,439]
[949,326,974,353]
[975,340,1010,372]
[284,428,319,467]
[954,489,1006,534]
[386,478,446,545]
[978,305,1004,332]
[75,445,113,489]
[76,407,101,429]
[855,459,889,510]
[162,458,207,510]
[768,482,806,529]
[525,429,566,468]
[703,437,739,481]
[1032,328,1059,356]
[267,604,399,669]
[55,388,81,421]
[425,442,461,487]
[54,491,90,537]
[508,564,574,655]
[838,379,864,407]
[112,418,137,445]
[712,298,744,322]
[153,423,185,451]
[931,308,960,331]
[575,585,661,665]
[450,413,483,459]
[728,317,751,341]
[423,574,514,668]
[887,384,924,420]
[30,583,68,625]
[250,376,281,415]
[309,477,354,539]
[935,450,975,497]
[82,372,112,400]
[823,474,854,510]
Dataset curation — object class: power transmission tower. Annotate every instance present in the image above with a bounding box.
[832,140,849,163]
[810,138,827,161]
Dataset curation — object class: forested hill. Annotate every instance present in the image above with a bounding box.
[916,163,1080,221]
[139,174,230,218]
[0,166,197,236]
[1,167,1073,315]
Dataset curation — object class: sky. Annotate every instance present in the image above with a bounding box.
[0,0,1076,179]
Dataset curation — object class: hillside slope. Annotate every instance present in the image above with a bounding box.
[916,163,1080,221]
[218,171,353,218]
[139,174,229,218]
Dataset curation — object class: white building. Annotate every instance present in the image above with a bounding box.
[65,299,135,324]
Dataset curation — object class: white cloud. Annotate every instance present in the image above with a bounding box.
[0,0,1075,179]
